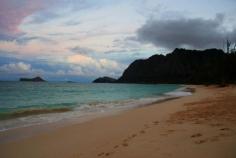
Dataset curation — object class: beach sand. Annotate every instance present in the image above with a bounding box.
[0,85,236,158]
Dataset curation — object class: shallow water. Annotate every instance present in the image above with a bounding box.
[0,82,186,131]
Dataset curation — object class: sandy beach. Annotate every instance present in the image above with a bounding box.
[0,85,236,158]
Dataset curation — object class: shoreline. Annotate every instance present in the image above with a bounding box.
[0,85,188,133]
[0,85,236,158]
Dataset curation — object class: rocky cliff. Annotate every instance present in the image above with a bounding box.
[118,48,236,84]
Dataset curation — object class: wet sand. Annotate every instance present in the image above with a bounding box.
[0,85,236,158]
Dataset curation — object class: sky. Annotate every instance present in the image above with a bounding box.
[0,0,235,82]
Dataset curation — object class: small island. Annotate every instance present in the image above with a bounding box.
[19,76,46,82]
[93,76,117,83]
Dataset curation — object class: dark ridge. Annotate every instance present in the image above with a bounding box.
[19,76,46,82]
[93,76,117,83]
[117,48,236,84]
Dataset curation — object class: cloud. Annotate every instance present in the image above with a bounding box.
[0,38,67,57]
[0,0,88,38]
[0,0,47,37]
[0,62,31,74]
[137,14,236,49]
[66,54,125,77]
[0,61,66,79]
[15,36,55,44]
[70,46,94,55]
[26,11,60,24]
[67,54,95,66]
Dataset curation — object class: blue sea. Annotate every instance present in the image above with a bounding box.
[0,82,190,131]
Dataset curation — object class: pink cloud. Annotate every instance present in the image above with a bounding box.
[0,0,47,36]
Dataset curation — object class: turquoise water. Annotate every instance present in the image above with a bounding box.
[0,82,183,131]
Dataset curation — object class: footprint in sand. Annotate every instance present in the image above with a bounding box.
[97,152,104,157]
[123,134,136,143]
[98,132,139,157]
[127,133,137,140]
[129,133,137,139]
[195,139,207,144]
[191,133,202,138]
[153,121,159,125]
[113,145,119,149]
[220,127,230,131]
[122,142,129,147]
[140,130,146,134]
[115,133,139,150]
[98,151,114,157]
[123,138,129,142]
[105,152,111,156]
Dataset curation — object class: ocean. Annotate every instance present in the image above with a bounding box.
[0,82,190,131]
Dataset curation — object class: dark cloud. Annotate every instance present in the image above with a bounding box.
[137,14,236,49]
[103,48,141,54]
[15,36,55,44]
[105,37,143,54]
[104,38,142,54]
[70,46,94,55]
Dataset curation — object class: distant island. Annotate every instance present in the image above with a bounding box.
[93,76,117,83]
[67,81,76,83]
[95,48,236,84]
[19,76,46,82]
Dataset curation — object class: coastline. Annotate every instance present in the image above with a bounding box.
[0,85,236,158]
[0,84,186,133]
